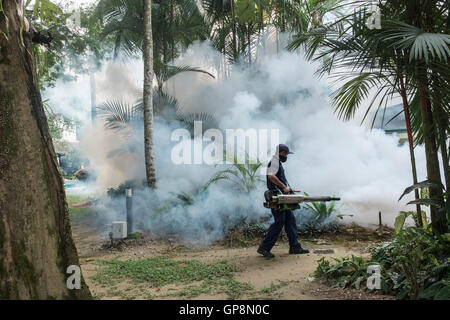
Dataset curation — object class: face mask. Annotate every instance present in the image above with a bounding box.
[280,155,287,162]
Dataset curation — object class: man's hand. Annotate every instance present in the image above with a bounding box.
[282,187,291,194]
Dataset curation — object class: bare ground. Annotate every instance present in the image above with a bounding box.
[70,212,394,300]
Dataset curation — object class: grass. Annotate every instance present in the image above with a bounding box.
[91,257,254,299]
[66,194,90,206]
[258,281,289,296]
[93,258,235,286]
[66,193,105,223]
[69,206,101,220]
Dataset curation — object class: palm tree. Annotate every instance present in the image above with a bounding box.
[143,0,156,188]
[98,63,215,126]
[96,0,208,62]
[288,1,449,233]
[95,0,212,188]
[202,0,266,64]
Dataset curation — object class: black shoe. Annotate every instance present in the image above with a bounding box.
[289,246,309,254]
[257,246,275,258]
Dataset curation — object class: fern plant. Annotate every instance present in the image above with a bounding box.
[303,192,339,223]
[206,153,264,193]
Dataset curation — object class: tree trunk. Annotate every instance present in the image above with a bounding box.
[399,76,422,227]
[143,0,156,189]
[418,85,447,233]
[89,68,96,124]
[0,0,91,299]
[230,0,238,61]
[436,108,450,198]
[274,0,279,54]
[170,0,175,62]
[431,84,450,198]
[248,26,252,65]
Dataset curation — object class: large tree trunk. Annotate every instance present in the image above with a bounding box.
[418,85,447,234]
[143,0,156,188]
[0,1,91,299]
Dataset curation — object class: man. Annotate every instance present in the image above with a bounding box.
[257,144,309,258]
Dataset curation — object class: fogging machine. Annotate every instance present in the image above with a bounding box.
[264,188,340,211]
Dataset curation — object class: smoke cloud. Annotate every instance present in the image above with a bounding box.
[44,39,428,245]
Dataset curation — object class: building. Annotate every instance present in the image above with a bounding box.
[54,114,80,143]
[372,104,408,145]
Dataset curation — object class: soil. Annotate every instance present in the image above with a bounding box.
[70,203,395,300]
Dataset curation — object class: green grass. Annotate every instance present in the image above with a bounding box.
[66,193,104,222]
[91,257,254,299]
[66,194,90,206]
[93,258,235,286]
[258,281,289,296]
[218,278,254,299]
[69,206,97,215]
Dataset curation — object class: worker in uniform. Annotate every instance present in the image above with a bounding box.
[258,144,310,258]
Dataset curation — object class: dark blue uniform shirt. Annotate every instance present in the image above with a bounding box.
[266,159,288,190]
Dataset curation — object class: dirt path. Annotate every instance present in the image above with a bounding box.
[71,218,393,300]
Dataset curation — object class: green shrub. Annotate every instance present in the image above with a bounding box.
[314,227,450,299]
[315,255,375,289]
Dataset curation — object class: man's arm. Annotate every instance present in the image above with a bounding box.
[267,174,291,194]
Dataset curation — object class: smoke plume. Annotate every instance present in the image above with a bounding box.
[44,40,428,244]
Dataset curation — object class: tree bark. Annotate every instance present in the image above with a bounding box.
[431,85,450,198]
[143,0,156,189]
[435,107,450,198]
[418,85,447,233]
[230,0,238,61]
[399,76,422,227]
[247,25,251,65]
[0,0,91,299]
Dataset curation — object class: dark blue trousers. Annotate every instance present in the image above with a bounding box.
[261,209,300,251]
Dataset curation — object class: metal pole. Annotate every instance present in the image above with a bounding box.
[378,211,382,228]
[126,188,133,236]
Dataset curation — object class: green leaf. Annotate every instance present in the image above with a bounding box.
[353,276,364,289]
[235,0,258,24]
[394,211,410,234]
[410,32,450,63]
[434,286,450,300]
[399,180,445,201]
[419,282,443,299]
[420,211,428,229]
[407,199,444,208]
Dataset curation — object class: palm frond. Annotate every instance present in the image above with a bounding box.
[96,100,140,131]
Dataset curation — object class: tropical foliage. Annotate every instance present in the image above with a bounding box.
[316,227,450,299]
[19,0,450,300]
[289,0,449,234]
[206,153,264,193]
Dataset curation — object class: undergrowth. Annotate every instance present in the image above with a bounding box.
[91,257,254,299]
[314,227,450,300]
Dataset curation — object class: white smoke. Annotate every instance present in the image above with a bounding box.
[45,40,428,244]
[165,42,427,228]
